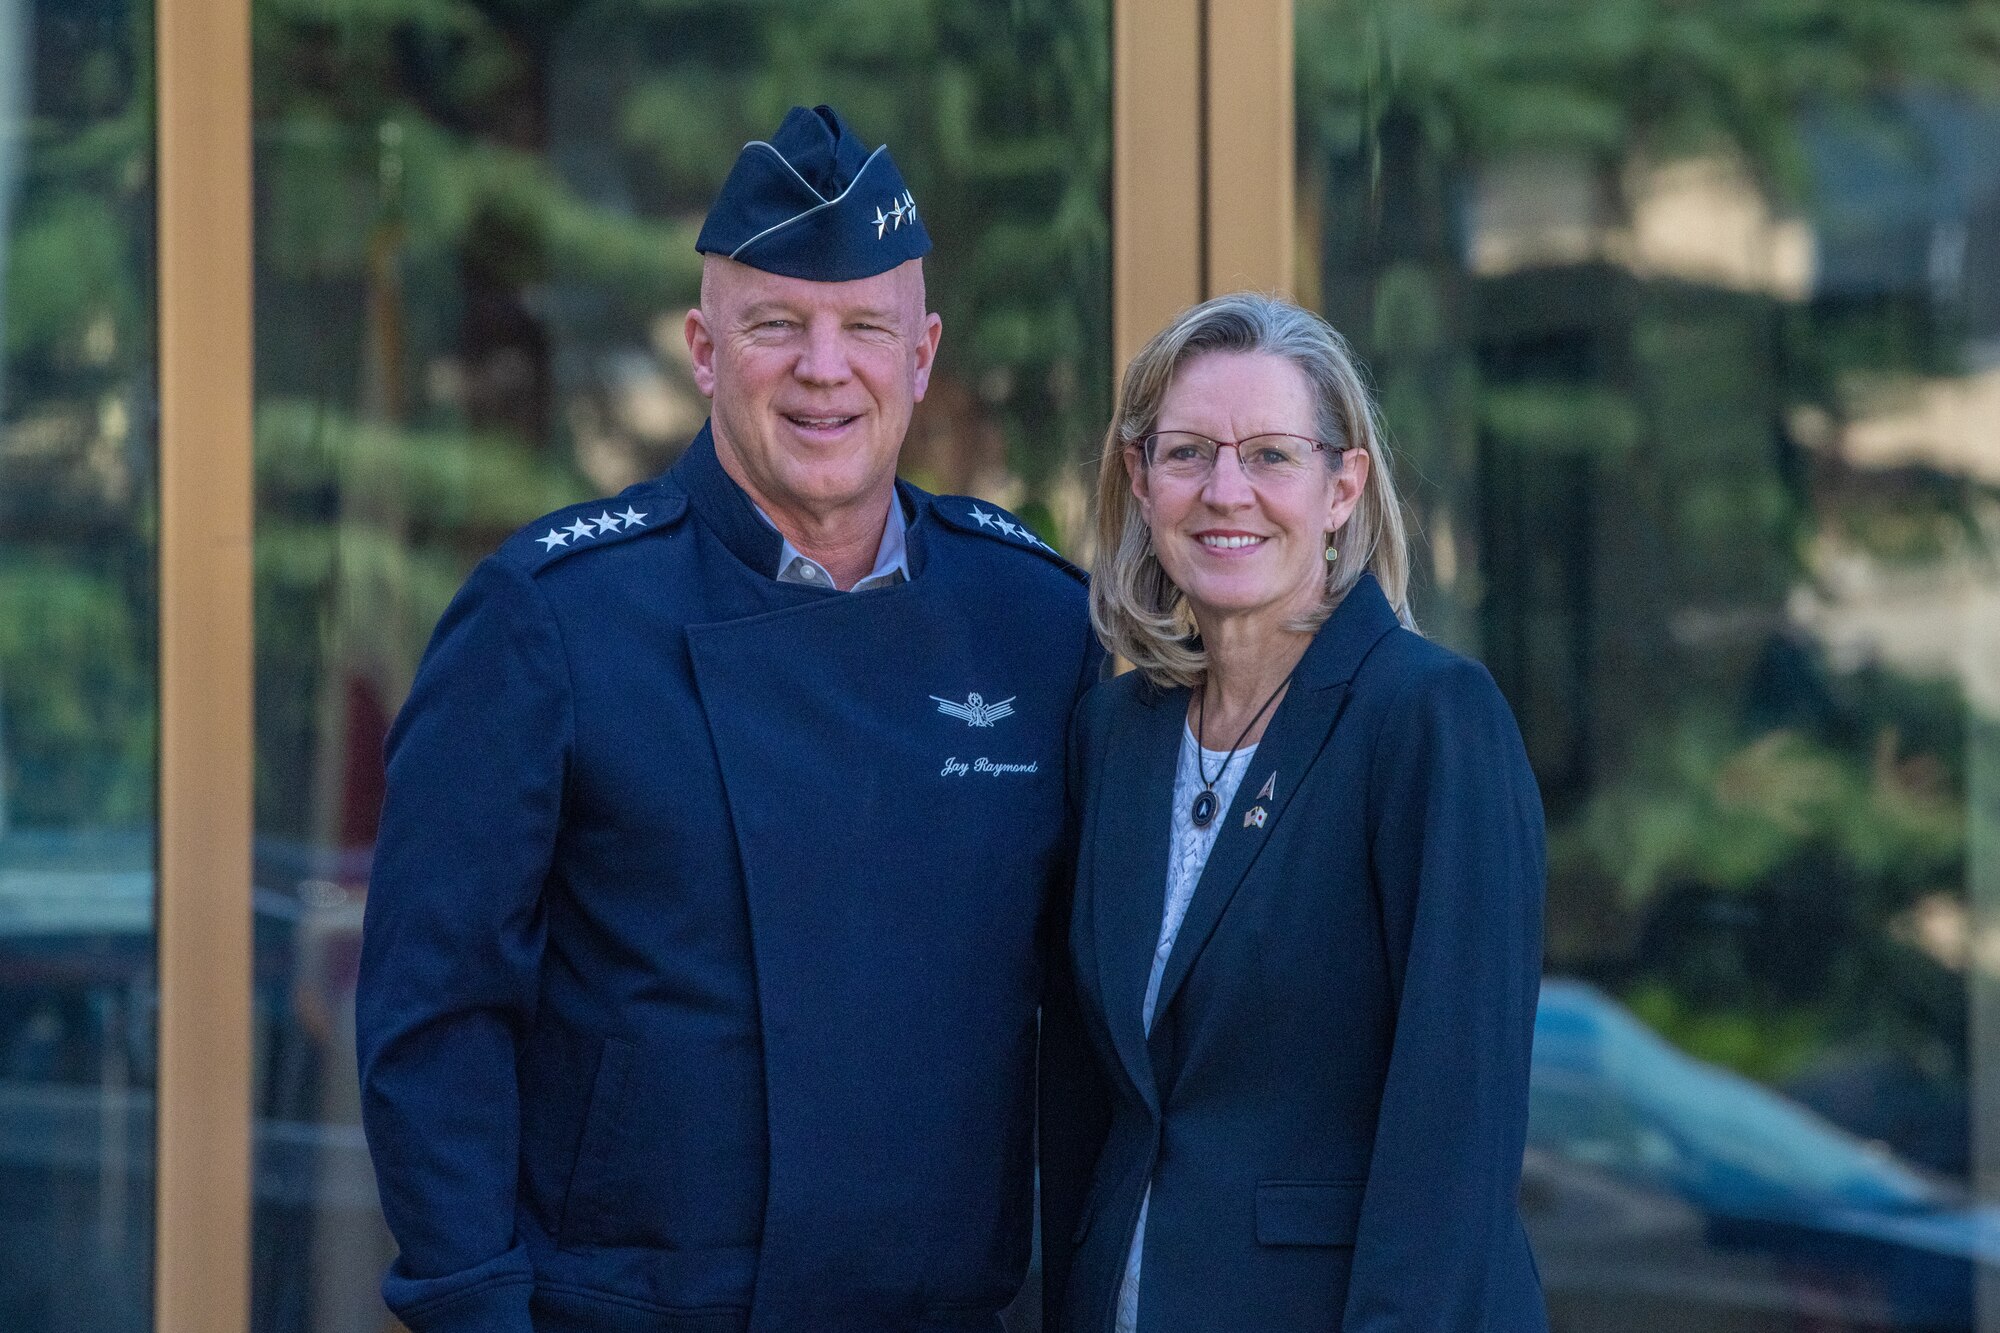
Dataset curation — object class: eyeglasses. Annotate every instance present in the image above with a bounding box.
[1137,431,1346,484]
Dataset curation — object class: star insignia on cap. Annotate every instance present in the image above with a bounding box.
[888,198,907,230]
[536,529,570,551]
[902,190,917,219]
[565,518,595,543]
[994,518,1021,538]
[967,505,998,530]
[616,506,647,528]
[592,511,623,535]
[872,206,889,240]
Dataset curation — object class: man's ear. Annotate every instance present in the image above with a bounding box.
[911,311,944,403]
[685,307,718,399]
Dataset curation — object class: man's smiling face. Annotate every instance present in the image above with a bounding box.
[686,255,942,531]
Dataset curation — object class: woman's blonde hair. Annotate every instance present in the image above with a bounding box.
[1091,291,1415,688]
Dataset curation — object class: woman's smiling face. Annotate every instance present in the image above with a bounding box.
[1131,350,1367,633]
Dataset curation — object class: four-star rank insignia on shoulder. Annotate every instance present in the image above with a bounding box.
[501,486,688,573]
[928,494,1083,582]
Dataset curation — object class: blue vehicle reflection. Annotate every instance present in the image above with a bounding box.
[13,853,2000,1333]
[1528,979,1997,1332]
[0,833,388,1333]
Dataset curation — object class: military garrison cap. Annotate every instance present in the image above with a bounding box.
[695,104,932,282]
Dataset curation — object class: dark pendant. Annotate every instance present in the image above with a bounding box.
[1190,789,1219,828]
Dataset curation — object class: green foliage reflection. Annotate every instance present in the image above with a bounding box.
[249,0,1111,842]
[1298,0,2000,1165]
[0,2,156,836]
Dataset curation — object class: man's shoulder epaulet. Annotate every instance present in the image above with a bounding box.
[927,494,1085,583]
[496,482,689,574]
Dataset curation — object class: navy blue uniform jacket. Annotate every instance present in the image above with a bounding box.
[357,426,1100,1333]
[1049,575,1548,1332]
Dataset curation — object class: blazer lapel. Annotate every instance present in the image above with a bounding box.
[1091,682,1184,1114]
[1145,576,1403,1062]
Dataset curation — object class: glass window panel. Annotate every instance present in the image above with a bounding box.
[1298,2,2000,1327]
[0,1,158,1330]
[249,3,1109,1329]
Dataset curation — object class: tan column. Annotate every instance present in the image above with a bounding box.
[1115,0,1205,373]
[1970,602,2000,1333]
[156,0,254,1327]
[1203,0,1294,298]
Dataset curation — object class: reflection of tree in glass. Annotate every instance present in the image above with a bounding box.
[1296,0,2000,1173]
[251,0,1110,846]
[0,3,156,833]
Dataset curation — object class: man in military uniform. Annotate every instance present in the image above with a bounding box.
[357,106,1100,1333]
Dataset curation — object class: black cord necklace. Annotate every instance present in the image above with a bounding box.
[1188,670,1293,828]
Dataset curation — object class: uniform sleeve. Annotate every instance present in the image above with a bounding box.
[1038,675,1114,1333]
[356,555,572,1333]
[1343,655,1546,1333]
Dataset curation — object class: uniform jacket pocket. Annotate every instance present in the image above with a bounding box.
[558,1035,636,1249]
[1255,1180,1365,1247]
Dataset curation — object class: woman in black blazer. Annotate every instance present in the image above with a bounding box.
[1042,293,1547,1332]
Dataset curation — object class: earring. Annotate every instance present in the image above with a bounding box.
[1324,535,1339,564]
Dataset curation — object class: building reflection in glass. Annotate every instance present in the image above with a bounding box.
[1297,2,2000,1327]
[0,1,159,1331]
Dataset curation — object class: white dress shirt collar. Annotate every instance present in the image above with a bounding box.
[752,491,909,591]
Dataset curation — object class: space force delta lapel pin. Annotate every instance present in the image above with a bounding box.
[1243,770,1278,828]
